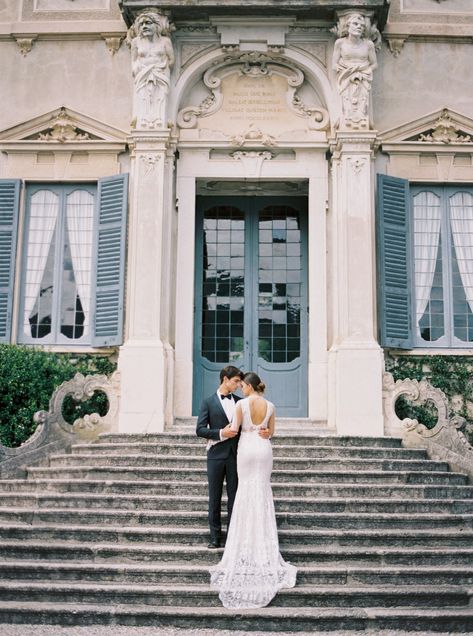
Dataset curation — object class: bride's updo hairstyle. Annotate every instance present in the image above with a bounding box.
[243,372,266,394]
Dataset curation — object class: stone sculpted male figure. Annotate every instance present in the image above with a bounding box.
[332,12,378,128]
[127,10,175,129]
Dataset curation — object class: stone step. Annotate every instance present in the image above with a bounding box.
[1,602,473,633]
[50,444,429,460]
[0,490,472,514]
[0,581,469,608]
[2,540,473,567]
[1,561,472,587]
[1,524,472,548]
[95,434,404,448]
[18,466,470,485]
[20,474,473,499]
[30,454,452,473]
[171,418,336,435]
[1,507,470,531]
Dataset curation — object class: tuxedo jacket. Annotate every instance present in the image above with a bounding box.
[196,393,241,460]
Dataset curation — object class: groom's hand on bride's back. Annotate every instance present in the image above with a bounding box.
[221,425,238,439]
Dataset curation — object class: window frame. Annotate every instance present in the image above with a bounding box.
[410,183,473,349]
[18,182,98,347]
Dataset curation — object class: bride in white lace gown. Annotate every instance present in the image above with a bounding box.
[209,372,297,609]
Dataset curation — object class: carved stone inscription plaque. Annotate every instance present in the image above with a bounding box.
[199,74,308,137]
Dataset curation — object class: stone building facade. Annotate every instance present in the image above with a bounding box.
[1,0,473,436]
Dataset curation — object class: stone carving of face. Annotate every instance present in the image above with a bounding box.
[139,16,158,37]
[347,14,365,38]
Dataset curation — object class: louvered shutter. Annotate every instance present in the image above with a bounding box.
[0,180,21,343]
[376,174,412,348]
[92,174,128,346]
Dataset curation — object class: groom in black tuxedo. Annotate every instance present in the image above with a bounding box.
[196,365,243,548]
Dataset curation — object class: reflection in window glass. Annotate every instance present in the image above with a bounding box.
[258,206,301,363]
[201,207,245,362]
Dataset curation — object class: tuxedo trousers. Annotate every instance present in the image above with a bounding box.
[207,452,238,541]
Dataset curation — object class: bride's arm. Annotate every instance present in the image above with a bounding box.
[259,406,275,439]
[230,403,243,432]
[267,411,275,438]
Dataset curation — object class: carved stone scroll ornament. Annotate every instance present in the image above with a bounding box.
[0,371,120,479]
[177,52,329,132]
[127,9,175,130]
[230,124,276,148]
[382,372,473,480]
[331,11,380,130]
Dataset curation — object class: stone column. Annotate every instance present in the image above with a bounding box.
[118,9,176,433]
[117,130,175,433]
[328,131,384,436]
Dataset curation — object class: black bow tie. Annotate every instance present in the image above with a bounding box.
[221,394,232,400]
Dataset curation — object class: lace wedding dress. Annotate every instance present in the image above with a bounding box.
[209,397,297,609]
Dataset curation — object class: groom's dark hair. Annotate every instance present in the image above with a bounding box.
[219,365,243,383]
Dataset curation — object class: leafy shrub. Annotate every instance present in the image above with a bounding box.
[0,345,116,448]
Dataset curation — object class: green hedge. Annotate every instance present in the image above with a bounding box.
[0,345,116,448]
[386,353,473,445]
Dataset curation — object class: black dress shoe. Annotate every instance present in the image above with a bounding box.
[207,539,221,549]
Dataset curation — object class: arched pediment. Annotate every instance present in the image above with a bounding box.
[172,47,337,145]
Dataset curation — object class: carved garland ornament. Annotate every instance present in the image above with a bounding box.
[177,52,329,132]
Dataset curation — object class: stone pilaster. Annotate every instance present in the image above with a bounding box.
[117,130,176,433]
[328,130,384,436]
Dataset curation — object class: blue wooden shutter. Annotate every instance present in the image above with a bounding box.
[376,174,412,348]
[0,180,21,343]
[92,174,128,346]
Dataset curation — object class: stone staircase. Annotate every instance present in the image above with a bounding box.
[0,428,472,632]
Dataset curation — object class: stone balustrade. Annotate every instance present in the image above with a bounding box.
[0,372,120,479]
[383,371,473,481]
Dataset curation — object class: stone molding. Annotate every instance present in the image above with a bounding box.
[379,107,473,182]
[382,371,473,480]
[0,106,128,144]
[384,0,473,47]
[0,106,128,181]
[119,1,391,30]
[0,372,120,479]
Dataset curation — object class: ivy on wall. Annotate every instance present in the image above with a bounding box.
[0,345,117,448]
[386,353,473,444]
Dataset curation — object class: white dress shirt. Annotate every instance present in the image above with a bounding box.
[206,391,236,450]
